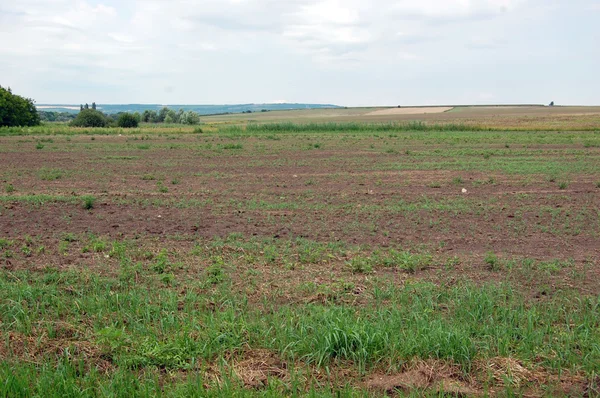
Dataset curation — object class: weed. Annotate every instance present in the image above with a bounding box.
[5,183,15,193]
[142,174,156,180]
[38,168,63,181]
[152,249,171,274]
[392,251,433,273]
[62,232,77,242]
[485,251,502,271]
[205,263,225,284]
[445,256,461,269]
[35,142,44,150]
[82,195,96,210]
[558,182,568,190]
[452,177,464,185]
[20,246,32,257]
[219,143,243,150]
[157,183,169,193]
[347,256,373,274]
[58,241,69,255]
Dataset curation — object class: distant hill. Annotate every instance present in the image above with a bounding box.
[36,103,342,115]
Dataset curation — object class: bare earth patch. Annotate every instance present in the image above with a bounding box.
[364,107,453,116]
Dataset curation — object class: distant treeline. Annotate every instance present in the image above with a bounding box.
[141,107,200,124]
[39,111,77,123]
[40,107,201,125]
[36,103,342,115]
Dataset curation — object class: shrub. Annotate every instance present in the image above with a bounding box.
[70,109,109,127]
[0,86,40,127]
[117,113,139,128]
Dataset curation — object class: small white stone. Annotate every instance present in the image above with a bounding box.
[461,188,468,193]
[293,175,298,178]
[158,215,162,218]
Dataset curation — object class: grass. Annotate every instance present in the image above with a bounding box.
[1,247,599,394]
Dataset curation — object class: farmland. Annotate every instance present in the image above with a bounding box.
[1,106,600,397]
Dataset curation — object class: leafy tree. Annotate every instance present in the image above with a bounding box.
[133,112,141,123]
[143,110,159,123]
[164,114,174,124]
[92,102,97,110]
[85,103,89,110]
[181,111,200,125]
[158,106,169,123]
[166,109,178,123]
[117,113,139,128]
[70,109,109,127]
[0,86,40,127]
[80,104,84,111]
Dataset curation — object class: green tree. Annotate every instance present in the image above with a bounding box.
[0,86,40,127]
[117,113,139,128]
[70,109,109,127]
[181,111,200,125]
[148,110,159,123]
[158,106,169,122]
[92,102,97,110]
[164,114,174,124]
[166,109,177,123]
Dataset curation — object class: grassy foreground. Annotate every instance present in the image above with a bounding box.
[2,235,600,397]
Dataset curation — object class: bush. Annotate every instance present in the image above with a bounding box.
[70,109,109,127]
[181,111,200,125]
[117,113,139,128]
[0,86,40,127]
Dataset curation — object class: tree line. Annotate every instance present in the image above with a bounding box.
[70,106,201,128]
[1,86,202,128]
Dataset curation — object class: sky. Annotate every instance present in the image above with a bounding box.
[0,0,598,106]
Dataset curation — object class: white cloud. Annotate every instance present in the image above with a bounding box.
[0,0,598,105]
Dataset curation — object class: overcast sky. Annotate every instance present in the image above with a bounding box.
[1,0,598,106]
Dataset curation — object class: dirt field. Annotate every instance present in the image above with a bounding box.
[1,117,600,396]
